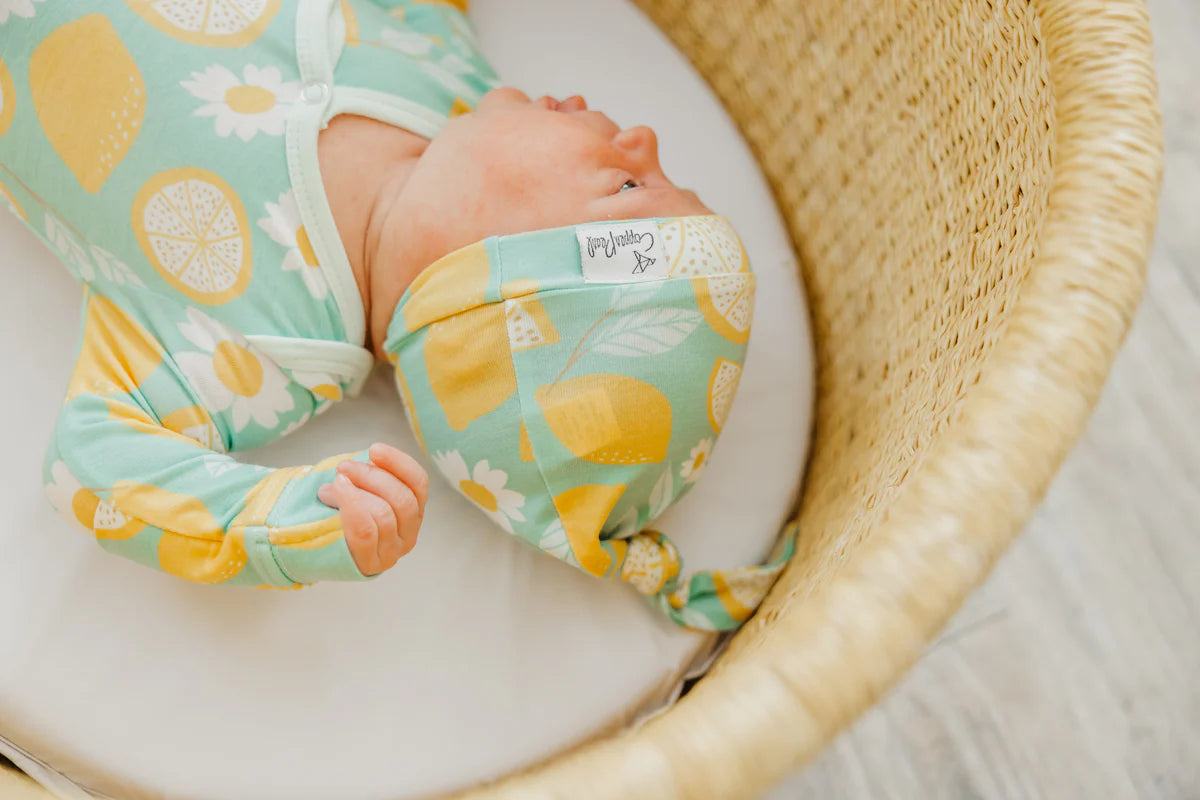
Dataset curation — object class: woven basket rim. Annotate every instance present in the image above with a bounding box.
[459,1,1164,797]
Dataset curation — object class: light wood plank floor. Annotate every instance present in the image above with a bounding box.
[771,0,1199,797]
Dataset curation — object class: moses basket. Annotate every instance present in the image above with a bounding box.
[1,0,1162,797]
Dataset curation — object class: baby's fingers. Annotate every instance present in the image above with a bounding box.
[367,444,429,514]
[337,460,421,558]
[331,474,394,576]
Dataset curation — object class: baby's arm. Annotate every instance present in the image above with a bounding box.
[44,293,425,586]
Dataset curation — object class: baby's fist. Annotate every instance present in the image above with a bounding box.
[316,444,429,576]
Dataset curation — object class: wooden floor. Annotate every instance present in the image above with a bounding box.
[772,1,1200,797]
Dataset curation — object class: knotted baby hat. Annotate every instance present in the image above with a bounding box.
[383,214,795,631]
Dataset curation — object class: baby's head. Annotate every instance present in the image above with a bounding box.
[380,87,712,274]
[377,87,764,627]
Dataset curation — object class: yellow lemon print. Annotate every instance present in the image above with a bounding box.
[158,529,248,583]
[500,278,538,300]
[707,357,743,433]
[416,0,469,10]
[110,481,221,538]
[67,294,166,401]
[29,16,145,194]
[341,0,359,46]
[0,57,14,138]
[519,420,535,463]
[660,215,748,277]
[132,167,252,305]
[505,296,559,352]
[403,240,491,331]
[694,272,754,344]
[70,489,146,541]
[126,0,282,48]
[0,182,25,220]
[536,374,671,465]
[424,304,516,430]
[552,483,625,577]
[113,481,244,583]
[393,365,426,451]
[161,405,222,450]
[712,567,777,623]
[620,531,681,595]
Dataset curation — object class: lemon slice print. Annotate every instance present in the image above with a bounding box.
[694,272,754,344]
[505,295,559,352]
[707,357,743,433]
[0,183,25,220]
[0,56,14,138]
[713,567,776,623]
[132,167,252,305]
[536,374,672,465]
[620,532,681,595]
[70,488,146,541]
[126,0,282,48]
[660,215,748,277]
[29,16,145,194]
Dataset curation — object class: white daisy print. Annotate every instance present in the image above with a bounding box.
[380,27,434,56]
[175,308,296,432]
[0,0,44,24]
[680,438,715,483]
[258,190,329,300]
[433,450,526,533]
[181,64,298,142]
[89,245,144,287]
[44,212,93,280]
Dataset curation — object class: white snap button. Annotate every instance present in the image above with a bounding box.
[300,81,329,105]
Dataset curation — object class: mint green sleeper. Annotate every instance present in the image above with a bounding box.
[0,0,793,630]
[1,0,499,587]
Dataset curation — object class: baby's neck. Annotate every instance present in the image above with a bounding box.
[318,114,430,359]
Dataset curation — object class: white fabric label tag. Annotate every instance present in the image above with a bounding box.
[576,221,669,284]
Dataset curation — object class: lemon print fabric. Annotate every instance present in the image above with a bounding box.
[661,215,755,343]
[29,15,145,194]
[0,56,14,139]
[133,168,252,305]
[385,214,785,631]
[0,182,26,221]
[707,357,742,433]
[9,0,505,592]
[126,0,282,48]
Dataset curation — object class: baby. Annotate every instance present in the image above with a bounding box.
[1,0,791,630]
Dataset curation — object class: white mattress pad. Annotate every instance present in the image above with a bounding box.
[0,1,814,798]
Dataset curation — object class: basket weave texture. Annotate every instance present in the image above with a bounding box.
[457,0,1162,797]
[1,0,1162,797]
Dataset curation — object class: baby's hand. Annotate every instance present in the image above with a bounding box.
[316,444,429,577]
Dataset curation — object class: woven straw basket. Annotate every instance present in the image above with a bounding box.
[1,0,1163,798]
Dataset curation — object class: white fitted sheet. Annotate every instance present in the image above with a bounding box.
[0,1,814,798]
